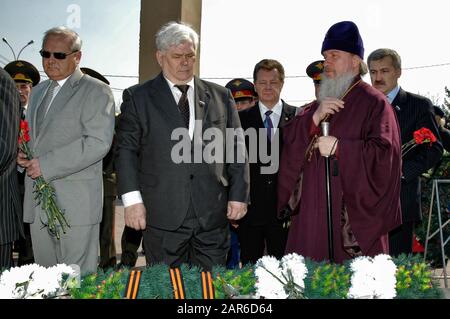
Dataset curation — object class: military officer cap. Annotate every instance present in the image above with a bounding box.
[306,60,324,84]
[4,60,40,86]
[80,67,110,85]
[225,78,256,100]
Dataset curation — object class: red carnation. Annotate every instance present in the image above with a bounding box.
[413,127,437,145]
[402,127,437,158]
[17,119,69,239]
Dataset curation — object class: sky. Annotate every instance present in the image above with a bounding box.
[201,0,450,106]
[0,0,140,111]
[1,0,449,109]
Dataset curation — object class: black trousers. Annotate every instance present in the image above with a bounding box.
[120,226,143,267]
[99,196,117,269]
[389,221,414,257]
[15,222,34,266]
[143,205,229,271]
[237,220,288,266]
[0,242,13,269]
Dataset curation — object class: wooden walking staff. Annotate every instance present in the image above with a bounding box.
[321,120,334,262]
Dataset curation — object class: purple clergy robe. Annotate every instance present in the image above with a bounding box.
[277,79,402,263]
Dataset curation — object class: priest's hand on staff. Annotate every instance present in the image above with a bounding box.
[312,97,345,126]
[316,136,339,157]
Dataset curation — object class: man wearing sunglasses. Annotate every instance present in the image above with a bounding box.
[17,26,115,275]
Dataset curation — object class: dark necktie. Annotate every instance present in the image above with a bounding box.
[175,84,190,128]
[264,110,273,141]
[20,106,26,120]
[36,80,58,135]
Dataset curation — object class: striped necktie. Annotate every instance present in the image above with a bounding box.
[175,84,190,128]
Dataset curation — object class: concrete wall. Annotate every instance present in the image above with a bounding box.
[139,0,202,83]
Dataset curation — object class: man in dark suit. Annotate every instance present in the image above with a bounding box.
[237,59,296,265]
[434,106,450,152]
[115,22,249,270]
[4,60,40,266]
[368,48,443,256]
[0,67,22,268]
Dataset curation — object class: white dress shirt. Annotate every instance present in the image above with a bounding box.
[258,100,283,133]
[121,76,196,208]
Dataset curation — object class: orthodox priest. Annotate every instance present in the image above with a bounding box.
[277,21,402,263]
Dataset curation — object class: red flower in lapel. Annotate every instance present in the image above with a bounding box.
[18,119,70,239]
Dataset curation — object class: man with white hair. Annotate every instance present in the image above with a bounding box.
[17,26,115,274]
[115,22,249,270]
[278,21,402,263]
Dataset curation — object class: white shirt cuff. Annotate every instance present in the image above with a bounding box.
[121,191,143,208]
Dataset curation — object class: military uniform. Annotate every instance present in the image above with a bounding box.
[306,60,324,102]
[225,78,257,112]
[4,60,40,88]
[223,78,257,268]
[306,60,324,85]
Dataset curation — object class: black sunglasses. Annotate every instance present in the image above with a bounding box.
[39,50,78,60]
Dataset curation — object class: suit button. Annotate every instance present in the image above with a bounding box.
[190,174,194,180]
[267,180,273,185]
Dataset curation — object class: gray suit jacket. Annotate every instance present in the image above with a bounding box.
[0,68,22,245]
[23,68,115,226]
[115,73,250,231]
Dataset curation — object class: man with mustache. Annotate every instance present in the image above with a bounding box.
[277,21,402,262]
[368,48,443,256]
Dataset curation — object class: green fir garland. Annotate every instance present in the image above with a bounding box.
[68,255,442,299]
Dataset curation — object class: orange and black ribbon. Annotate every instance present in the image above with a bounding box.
[169,267,186,299]
[124,269,142,299]
[201,271,215,299]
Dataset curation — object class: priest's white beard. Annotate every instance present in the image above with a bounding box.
[318,72,355,102]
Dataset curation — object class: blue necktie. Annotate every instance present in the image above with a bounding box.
[264,110,273,141]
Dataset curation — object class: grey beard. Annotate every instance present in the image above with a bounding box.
[318,73,355,102]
